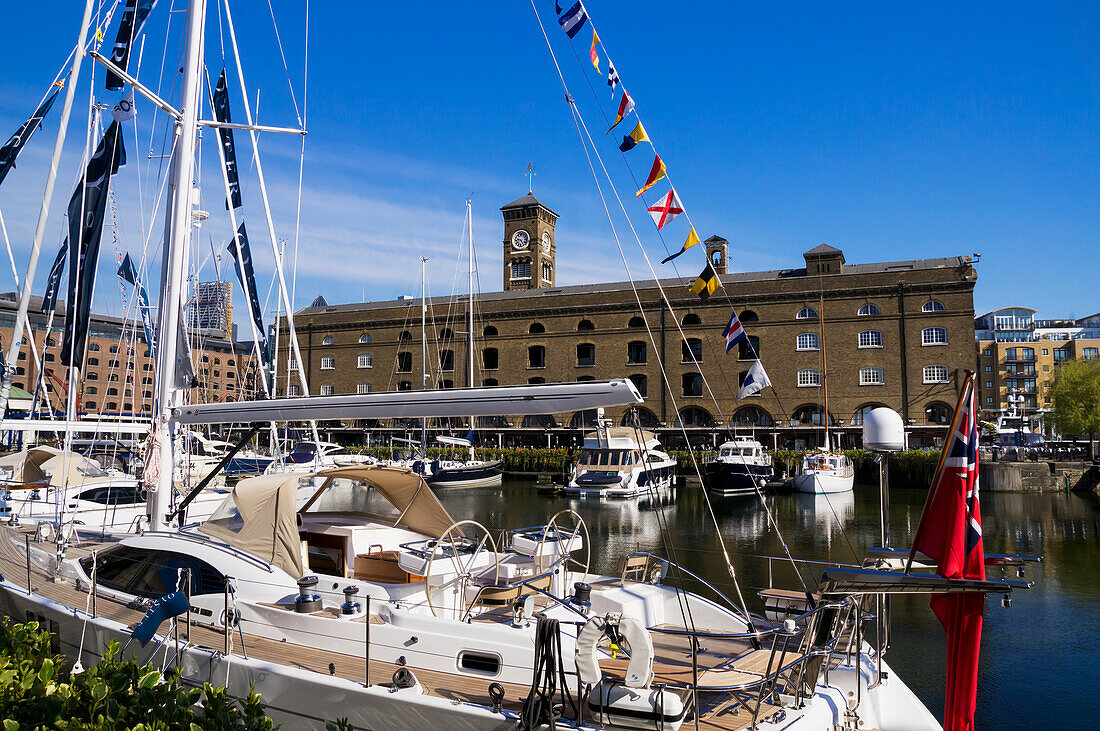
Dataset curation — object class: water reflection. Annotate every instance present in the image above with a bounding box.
[432,481,1099,730]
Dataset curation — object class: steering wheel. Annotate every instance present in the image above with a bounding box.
[424,519,500,618]
[535,509,591,588]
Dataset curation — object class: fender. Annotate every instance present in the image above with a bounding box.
[575,612,654,688]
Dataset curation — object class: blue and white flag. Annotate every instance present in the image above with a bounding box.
[607,61,620,97]
[117,254,156,355]
[558,1,588,39]
[738,360,771,399]
[723,311,747,353]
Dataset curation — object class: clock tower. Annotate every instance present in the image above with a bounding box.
[501,192,557,291]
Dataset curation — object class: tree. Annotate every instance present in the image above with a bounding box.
[1048,358,1100,459]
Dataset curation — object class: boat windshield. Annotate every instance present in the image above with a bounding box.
[578,450,637,466]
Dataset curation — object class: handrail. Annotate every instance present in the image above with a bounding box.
[621,551,754,623]
[647,601,847,643]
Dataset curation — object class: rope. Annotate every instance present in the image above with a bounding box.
[519,616,578,729]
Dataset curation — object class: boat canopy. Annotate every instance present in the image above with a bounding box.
[0,446,110,488]
[199,465,455,579]
[581,427,659,451]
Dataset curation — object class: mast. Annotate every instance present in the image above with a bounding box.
[420,255,428,452]
[148,0,207,531]
[0,0,95,416]
[819,290,829,451]
[466,199,475,459]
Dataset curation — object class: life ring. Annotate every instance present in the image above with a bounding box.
[575,612,654,689]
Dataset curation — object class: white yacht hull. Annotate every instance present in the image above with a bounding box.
[793,471,854,494]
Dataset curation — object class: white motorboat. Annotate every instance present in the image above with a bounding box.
[793,451,855,494]
[562,423,676,498]
[704,436,773,496]
[265,440,376,476]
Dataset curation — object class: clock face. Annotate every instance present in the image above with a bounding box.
[512,229,530,250]
[541,232,552,253]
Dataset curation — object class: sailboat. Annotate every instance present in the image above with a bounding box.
[793,292,855,494]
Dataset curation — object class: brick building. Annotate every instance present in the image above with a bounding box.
[274,193,978,448]
[0,293,261,417]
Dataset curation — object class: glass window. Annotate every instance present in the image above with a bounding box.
[925,402,953,424]
[681,313,702,327]
[858,330,883,348]
[682,338,703,362]
[483,325,497,337]
[628,316,646,329]
[320,383,335,396]
[796,307,819,319]
[922,300,946,312]
[682,372,703,396]
[357,383,370,394]
[797,369,821,387]
[796,333,819,351]
[529,322,545,334]
[576,343,595,367]
[439,350,454,371]
[320,355,335,370]
[288,385,301,396]
[859,367,884,385]
[629,374,647,398]
[923,365,950,384]
[358,353,372,368]
[359,334,372,344]
[985,365,992,372]
[983,348,992,356]
[577,319,594,331]
[322,335,335,345]
[858,303,880,316]
[738,336,760,361]
[482,348,498,370]
[528,345,546,368]
[627,341,647,364]
[921,327,948,346]
[396,352,412,372]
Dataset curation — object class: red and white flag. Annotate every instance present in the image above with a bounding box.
[646,189,683,230]
[911,373,985,731]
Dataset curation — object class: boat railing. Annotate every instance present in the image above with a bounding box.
[619,551,761,625]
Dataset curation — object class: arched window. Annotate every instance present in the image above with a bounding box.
[110,345,120,354]
[396,352,412,372]
[921,327,947,346]
[438,328,454,342]
[731,406,773,427]
[737,335,760,361]
[85,386,98,395]
[483,325,498,337]
[923,365,950,384]
[87,357,99,366]
[321,335,335,345]
[792,404,831,426]
[483,378,498,387]
[398,330,412,342]
[107,387,119,396]
[439,350,455,371]
[628,316,646,329]
[858,303,881,316]
[528,345,546,368]
[796,307,819,320]
[797,369,821,387]
[628,374,647,398]
[84,401,97,411]
[682,372,703,397]
[922,300,946,313]
[357,383,371,394]
[620,407,659,428]
[682,338,703,363]
[681,313,702,327]
[88,343,100,352]
[796,333,819,351]
[577,319,595,331]
[529,322,545,334]
[86,372,99,381]
[320,355,335,370]
[523,414,557,428]
[541,261,552,282]
[478,415,511,428]
[627,341,647,364]
[739,310,759,322]
[858,330,883,348]
[576,343,595,367]
[925,402,953,424]
[483,348,499,370]
[105,402,117,411]
[859,367,884,386]
[359,333,372,343]
[570,410,599,428]
[677,406,714,428]
[357,353,372,368]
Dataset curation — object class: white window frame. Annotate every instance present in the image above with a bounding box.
[320,383,335,396]
[921,327,948,346]
[321,335,335,346]
[287,357,299,372]
[797,369,821,387]
[357,353,372,369]
[796,307,819,320]
[858,303,880,316]
[923,365,950,384]
[320,355,336,370]
[858,330,883,348]
[359,334,372,344]
[510,260,531,280]
[922,300,946,312]
[357,383,371,394]
[796,333,819,351]
[859,367,884,386]
[287,384,301,397]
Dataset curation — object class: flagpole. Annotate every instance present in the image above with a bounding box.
[0,0,95,418]
[903,371,975,574]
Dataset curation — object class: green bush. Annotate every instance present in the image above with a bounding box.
[0,621,275,731]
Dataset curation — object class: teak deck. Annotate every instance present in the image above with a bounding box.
[0,528,785,729]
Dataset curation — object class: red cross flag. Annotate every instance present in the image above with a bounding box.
[646,189,683,230]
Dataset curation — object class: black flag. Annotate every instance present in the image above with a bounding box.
[61,121,127,366]
[227,223,267,364]
[106,0,159,90]
[40,242,67,313]
[0,89,59,188]
[212,69,242,209]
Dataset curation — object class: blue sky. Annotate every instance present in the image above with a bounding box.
[0,1,1097,326]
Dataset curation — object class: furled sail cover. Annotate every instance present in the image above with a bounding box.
[200,474,305,578]
[0,446,110,488]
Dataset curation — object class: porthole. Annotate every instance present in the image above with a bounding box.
[457,650,501,676]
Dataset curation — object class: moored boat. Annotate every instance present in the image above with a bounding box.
[704,436,773,496]
[562,423,676,498]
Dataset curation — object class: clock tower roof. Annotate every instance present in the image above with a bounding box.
[500,192,557,217]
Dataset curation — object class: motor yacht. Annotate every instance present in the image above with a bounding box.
[562,424,676,498]
[704,437,773,496]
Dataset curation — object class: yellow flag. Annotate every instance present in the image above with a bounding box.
[636,155,666,198]
[590,31,601,74]
[684,226,700,252]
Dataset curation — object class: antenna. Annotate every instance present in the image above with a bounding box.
[525,162,536,193]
